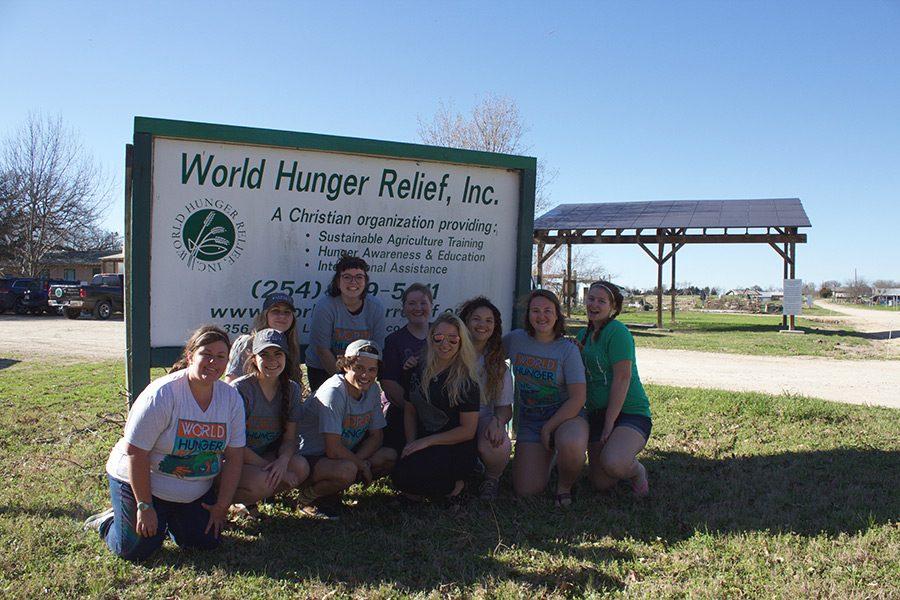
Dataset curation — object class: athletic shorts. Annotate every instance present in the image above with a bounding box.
[588,409,652,442]
[515,405,587,444]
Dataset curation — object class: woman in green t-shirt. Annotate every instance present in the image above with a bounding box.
[578,281,652,497]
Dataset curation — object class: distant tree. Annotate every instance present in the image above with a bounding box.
[0,114,113,276]
[802,282,817,296]
[872,279,900,291]
[844,276,872,302]
[418,94,558,214]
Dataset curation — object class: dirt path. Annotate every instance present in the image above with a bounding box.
[637,347,900,409]
[638,303,900,408]
[815,300,900,338]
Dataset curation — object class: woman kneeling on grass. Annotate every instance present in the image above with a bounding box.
[459,296,513,502]
[578,281,651,497]
[84,325,245,562]
[391,313,481,502]
[294,339,396,519]
[230,329,310,519]
[504,290,587,507]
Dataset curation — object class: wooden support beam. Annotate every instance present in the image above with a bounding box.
[671,246,677,323]
[656,232,664,329]
[539,242,563,264]
[638,241,661,263]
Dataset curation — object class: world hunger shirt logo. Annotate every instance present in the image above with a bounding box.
[512,353,560,409]
[158,419,227,478]
[171,199,247,271]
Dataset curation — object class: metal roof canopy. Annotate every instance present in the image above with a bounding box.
[533,198,811,329]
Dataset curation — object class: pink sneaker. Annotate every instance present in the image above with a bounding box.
[630,464,650,498]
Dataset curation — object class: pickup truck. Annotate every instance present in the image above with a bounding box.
[49,273,125,320]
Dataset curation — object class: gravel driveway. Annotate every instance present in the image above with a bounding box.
[0,314,125,363]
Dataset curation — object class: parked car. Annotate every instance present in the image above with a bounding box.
[49,273,124,320]
[21,278,79,315]
[0,278,41,315]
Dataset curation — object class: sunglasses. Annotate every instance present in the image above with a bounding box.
[431,334,460,344]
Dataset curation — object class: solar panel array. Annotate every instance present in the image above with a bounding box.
[534,199,811,230]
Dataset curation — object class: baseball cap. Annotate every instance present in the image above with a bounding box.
[252,328,288,354]
[344,339,382,361]
[263,293,295,311]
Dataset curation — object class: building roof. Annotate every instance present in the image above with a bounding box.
[42,250,106,265]
[534,198,811,231]
[874,288,900,296]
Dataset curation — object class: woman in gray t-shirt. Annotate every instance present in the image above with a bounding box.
[306,255,386,392]
[503,290,587,508]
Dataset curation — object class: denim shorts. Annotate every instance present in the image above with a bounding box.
[588,409,652,442]
[516,405,587,444]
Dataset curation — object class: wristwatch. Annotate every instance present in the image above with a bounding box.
[137,501,153,512]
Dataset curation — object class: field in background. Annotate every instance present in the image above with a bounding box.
[566,309,889,359]
[0,360,897,598]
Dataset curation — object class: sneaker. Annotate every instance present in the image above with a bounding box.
[83,508,114,532]
[479,478,500,502]
[299,503,341,521]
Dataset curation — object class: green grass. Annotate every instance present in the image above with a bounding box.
[565,310,885,359]
[1,361,898,598]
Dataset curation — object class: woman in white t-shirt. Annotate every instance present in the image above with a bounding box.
[459,296,513,502]
[84,325,246,562]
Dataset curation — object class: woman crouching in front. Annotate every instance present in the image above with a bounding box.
[84,325,245,562]
[391,313,481,503]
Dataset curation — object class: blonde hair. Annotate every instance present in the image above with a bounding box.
[249,303,302,383]
[420,313,483,408]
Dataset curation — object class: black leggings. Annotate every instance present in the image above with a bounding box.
[391,440,476,497]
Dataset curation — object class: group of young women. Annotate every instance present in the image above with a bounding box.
[86,255,652,561]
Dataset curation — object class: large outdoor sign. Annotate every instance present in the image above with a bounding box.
[126,118,536,398]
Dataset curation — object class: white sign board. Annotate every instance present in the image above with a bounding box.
[782,278,803,316]
[148,137,524,347]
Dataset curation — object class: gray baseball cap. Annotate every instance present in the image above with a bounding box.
[344,339,382,361]
[252,328,288,354]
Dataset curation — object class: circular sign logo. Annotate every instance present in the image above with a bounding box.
[54,287,64,298]
[171,199,246,272]
[182,209,236,267]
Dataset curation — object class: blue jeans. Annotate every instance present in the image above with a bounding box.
[101,475,219,562]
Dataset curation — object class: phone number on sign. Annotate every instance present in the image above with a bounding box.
[251,280,440,301]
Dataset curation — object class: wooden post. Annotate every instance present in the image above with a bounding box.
[536,241,544,287]
[782,242,789,329]
[670,244,677,323]
[789,241,796,330]
[657,232,664,328]
[565,239,573,316]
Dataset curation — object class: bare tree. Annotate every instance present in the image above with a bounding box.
[418,94,558,214]
[0,114,113,275]
[844,276,872,302]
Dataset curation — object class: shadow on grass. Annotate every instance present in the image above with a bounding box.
[637,448,899,539]
[0,358,20,370]
[116,447,898,595]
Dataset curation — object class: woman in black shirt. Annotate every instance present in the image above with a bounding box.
[391,313,482,499]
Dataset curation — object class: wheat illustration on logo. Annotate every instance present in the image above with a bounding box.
[182,209,236,269]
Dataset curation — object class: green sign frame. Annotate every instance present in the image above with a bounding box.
[126,116,536,401]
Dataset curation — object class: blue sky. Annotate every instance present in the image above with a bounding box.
[2,1,898,289]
